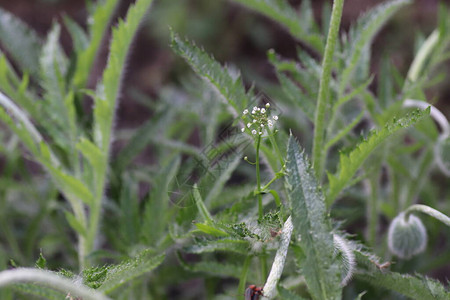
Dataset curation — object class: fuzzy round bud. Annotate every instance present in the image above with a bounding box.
[388,212,427,259]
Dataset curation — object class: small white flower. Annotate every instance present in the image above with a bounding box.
[241,127,245,132]
[253,119,257,123]
[247,123,252,128]
[253,106,257,111]
[273,115,278,120]
[259,131,262,134]
[252,110,256,114]
[252,129,257,135]
[265,103,270,108]
[261,124,264,128]
[261,108,266,113]
[268,120,273,128]
[243,109,248,115]
[257,107,261,111]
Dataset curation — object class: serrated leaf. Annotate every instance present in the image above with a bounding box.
[355,253,450,299]
[339,0,412,94]
[73,0,119,88]
[98,251,164,294]
[0,8,42,77]
[171,32,251,117]
[94,0,154,150]
[285,135,342,300]
[184,238,249,254]
[327,108,430,206]
[35,252,47,269]
[231,0,323,52]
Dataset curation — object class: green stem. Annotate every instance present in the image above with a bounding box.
[260,165,286,192]
[255,135,263,220]
[366,176,378,247]
[312,0,345,179]
[238,256,252,300]
[404,204,450,226]
[267,129,284,167]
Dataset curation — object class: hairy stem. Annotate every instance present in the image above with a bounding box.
[405,204,450,226]
[312,0,345,179]
[0,268,110,300]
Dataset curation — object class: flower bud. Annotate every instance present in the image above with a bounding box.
[387,212,427,259]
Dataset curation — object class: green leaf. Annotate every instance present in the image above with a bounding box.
[64,211,87,238]
[355,253,450,299]
[327,107,430,206]
[231,0,323,52]
[0,7,41,77]
[94,0,154,151]
[177,252,242,278]
[192,184,213,223]
[285,135,342,300]
[277,286,309,300]
[98,251,164,294]
[63,16,89,53]
[47,166,95,206]
[184,238,249,254]
[35,252,47,269]
[76,138,106,179]
[73,0,119,88]
[113,107,175,171]
[339,0,412,95]
[12,284,66,300]
[194,223,229,237]
[141,156,180,244]
[171,32,252,117]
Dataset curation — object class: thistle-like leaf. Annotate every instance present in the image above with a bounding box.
[327,107,430,206]
[171,32,252,117]
[73,0,119,88]
[285,135,342,300]
[355,252,450,299]
[231,0,323,52]
[339,0,412,94]
[98,251,165,294]
[94,0,154,151]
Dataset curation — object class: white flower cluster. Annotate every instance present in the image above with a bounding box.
[241,103,278,136]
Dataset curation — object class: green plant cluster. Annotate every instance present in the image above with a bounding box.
[0,0,449,299]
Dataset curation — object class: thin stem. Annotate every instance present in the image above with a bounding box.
[312,0,345,179]
[366,176,378,247]
[404,204,450,227]
[255,135,263,220]
[237,256,252,300]
[0,268,110,300]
